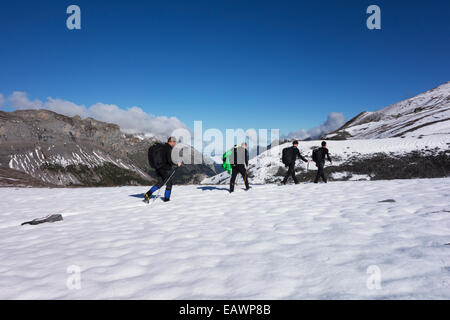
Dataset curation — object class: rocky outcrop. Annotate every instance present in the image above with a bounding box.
[0,110,218,187]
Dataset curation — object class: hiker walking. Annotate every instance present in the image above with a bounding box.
[228,142,250,193]
[145,136,182,203]
[281,140,310,185]
[312,141,333,183]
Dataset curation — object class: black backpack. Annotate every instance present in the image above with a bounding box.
[282,147,293,166]
[312,148,319,163]
[148,143,165,169]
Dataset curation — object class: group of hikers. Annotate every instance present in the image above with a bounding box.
[281,140,333,185]
[144,137,333,203]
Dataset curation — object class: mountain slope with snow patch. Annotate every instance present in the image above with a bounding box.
[202,136,450,185]
[0,110,219,186]
[324,82,450,140]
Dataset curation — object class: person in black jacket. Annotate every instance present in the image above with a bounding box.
[314,141,333,183]
[145,137,182,203]
[229,142,250,193]
[282,140,310,185]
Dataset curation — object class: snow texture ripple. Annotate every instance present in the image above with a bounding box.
[1,178,450,299]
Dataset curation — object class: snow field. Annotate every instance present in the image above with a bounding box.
[0,178,449,299]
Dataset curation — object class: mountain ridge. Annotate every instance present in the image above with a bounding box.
[323,81,450,140]
[0,109,219,187]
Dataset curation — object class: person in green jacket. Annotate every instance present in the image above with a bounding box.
[222,149,233,174]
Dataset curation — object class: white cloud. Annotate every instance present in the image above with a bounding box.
[0,93,4,108]
[284,128,309,140]
[6,91,188,140]
[9,91,44,109]
[307,112,346,139]
[88,103,188,138]
[286,112,346,140]
[9,91,88,117]
[46,97,88,118]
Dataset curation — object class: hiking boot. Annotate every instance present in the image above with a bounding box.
[162,198,170,202]
[144,192,151,203]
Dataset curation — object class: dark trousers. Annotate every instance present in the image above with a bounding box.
[314,162,327,183]
[230,165,249,192]
[155,168,173,191]
[147,168,175,199]
[283,162,298,184]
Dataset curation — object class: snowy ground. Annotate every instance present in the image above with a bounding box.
[1,178,450,299]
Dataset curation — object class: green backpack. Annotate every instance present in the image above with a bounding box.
[222,149,233,174]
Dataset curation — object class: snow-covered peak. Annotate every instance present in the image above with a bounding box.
[324,81,450,139]
[380,81,450,116]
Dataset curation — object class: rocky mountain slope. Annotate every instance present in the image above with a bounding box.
[0,110,218,187]
[323,81,450,140]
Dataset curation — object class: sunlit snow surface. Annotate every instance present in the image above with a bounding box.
[1,179,450,299]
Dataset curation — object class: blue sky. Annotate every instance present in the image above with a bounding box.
[0,0,449,136]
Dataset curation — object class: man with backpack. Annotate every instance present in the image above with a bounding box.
[226,142,250,193]
[145,136,182,203]
[312,141,333,183]
[281,140,310,185]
